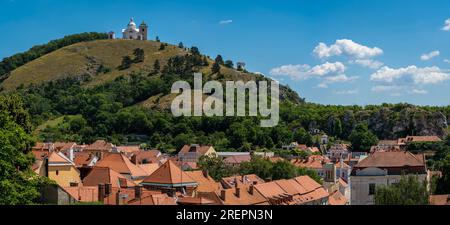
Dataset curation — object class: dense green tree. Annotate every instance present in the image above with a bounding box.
[153,60,161,73]
[293,128,313,146]
[0,95,52,205]
[348,123,379,152]
[211,61,221,74]
[375,175,429,205]
[198,155,235,181]
[271,160,298,180]
[224,60,234,68]
[214,55,224,65]
[133,48,145,63]
[119,56,133,70]
[159,43,166,51]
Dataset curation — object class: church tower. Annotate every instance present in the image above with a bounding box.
[139,21,148,41]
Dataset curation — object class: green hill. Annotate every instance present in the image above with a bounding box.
[1,39,303,107]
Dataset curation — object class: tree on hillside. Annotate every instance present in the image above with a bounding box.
[214,55,224,65]
[156,36,160,42]
[178,42,184,49]
[293,128,313,146]
[239,156,273,180]
[119,56,133,70]
[375,175,429,205]
[133,48,145,63]
[159,43,166,51]
[435,154,450,194]
[224,60,234,68]
[152,60,161,74]
[202,56,209,66]
[211,61,221,74]
[348,123,379,152]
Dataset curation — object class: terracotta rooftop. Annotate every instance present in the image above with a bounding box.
[254,176,329,205]
[141,160,198,187]
[131,150,162,164]
[221,174,265,189]
[429,195,450,205]
[291,155,331,169]
[223,155,251,164]
[54,142,76,151]
[352,151,427,175]
[84,140,114,151]
[328,190,348,205]
[177,196,216,205]
[185,171,221,193]
[73,152,96,167]
[95,153,148,178]
[128,193,177,205]
[216,186,269,205]
[179,144,213,155]
[83,167,136,188]
[48,151,74,166]
[405,136,442,143]
[116,146,140,154]
[354,151,425,168]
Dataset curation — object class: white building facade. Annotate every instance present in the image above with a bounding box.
[121,18,148,40]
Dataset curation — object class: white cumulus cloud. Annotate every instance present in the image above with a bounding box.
[318,74,358,88]
[420,50,440,61]
[333,89,359,95]
[313,39,383,59]
[370,65,450,85]
[442,18,450,31]
[349,59,384,69]
[270,62,346,80]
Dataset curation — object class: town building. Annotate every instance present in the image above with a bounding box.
[178,144,216,163]
[350,151,428,205]
[46,152,82,187]
[95,153,149,181]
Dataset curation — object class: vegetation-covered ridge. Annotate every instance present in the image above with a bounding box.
[0,33,449,153]
[0,32,108,84]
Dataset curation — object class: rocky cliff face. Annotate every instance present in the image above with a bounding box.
[368,107,448,139]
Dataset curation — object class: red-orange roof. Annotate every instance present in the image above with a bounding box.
[141,160,197,187]
[328,190,348,205]
[185,171,221,193]
[179,145,213,155]
[83,167,136,188]
[84,140,114,151]
[95,153,148,178]
[429,195,450,205]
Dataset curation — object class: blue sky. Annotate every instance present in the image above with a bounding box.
[1,0,449,106]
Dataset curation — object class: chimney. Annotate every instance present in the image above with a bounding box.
[202,170,209,178]
[235,188,241,198]
[234,177,239,188]
[249,185,254,195]
[98,183,105,203]
[69,148,74,162]
[115,190,121,205]
[220,190,226,201]
[135,186,142,199]
[105,183,112,196]
[242,175,247,184]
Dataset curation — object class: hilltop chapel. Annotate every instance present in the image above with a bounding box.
[108,18,148,40]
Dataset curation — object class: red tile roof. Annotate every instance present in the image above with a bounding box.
[73,152,96,167]
[328,190,348,205]
[429,195,450,205]
[221,174,265,189]
[185,171,221,193]
[84,140,114,152]
[141,160,197,187]
[82,167,136,188]
[179,145,213,155]
[95,153,148,178]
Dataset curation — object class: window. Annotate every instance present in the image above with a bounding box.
[56,170,59,176]
[369,183,376,195]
